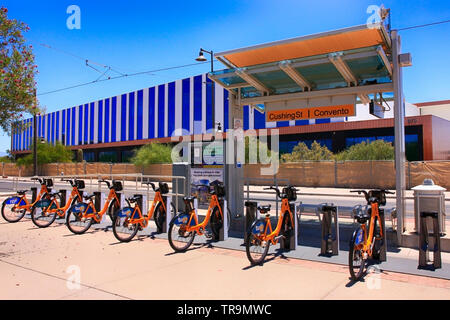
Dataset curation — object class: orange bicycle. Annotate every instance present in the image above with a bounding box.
[65,179,122,235]
[348,189,394,281]
[31,179,85,228]
[112,182,175,242]
[1,178,53,223]
[168,183,228,252]
[246,186,297,265]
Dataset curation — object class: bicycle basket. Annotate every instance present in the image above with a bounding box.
[369,190,386,206]
[159,182,169,194]
[283,186,297,201]
[75,180,85,190]
[214,184,226,197]
[112,181,123,192]
[45,179,54,187]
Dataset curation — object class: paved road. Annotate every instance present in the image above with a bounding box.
[0,217,449,300]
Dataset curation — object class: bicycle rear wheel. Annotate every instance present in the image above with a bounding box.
[168,214,195,252]
[246,219,270,265]
[66,205,93,235]
[1,199,26,223]
[112,209,139,243]
[31,195,61,228]
[349,227,367,281]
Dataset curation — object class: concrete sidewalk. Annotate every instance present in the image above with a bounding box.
[0,217,449,300]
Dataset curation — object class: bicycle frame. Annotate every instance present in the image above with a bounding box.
[184,194,223,235]
[14,185,49,213]
[45,187,83,217]
[257,198,294,245]
[81,188,120,223]
[356,202,383,256]
[127,191,167,228]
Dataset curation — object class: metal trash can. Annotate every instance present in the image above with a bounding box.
[412,179,446,235]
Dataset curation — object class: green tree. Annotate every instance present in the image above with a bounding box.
[131,143,173,166]
[16,142,73,167]
[0,7,40,134]
[335,140,394,161]
[281,141,334,162]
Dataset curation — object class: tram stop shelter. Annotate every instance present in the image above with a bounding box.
[209,21,411,246]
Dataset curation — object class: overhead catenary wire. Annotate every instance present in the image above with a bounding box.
[36,18,450,97]
[37,60,216,96]
[395,18,450,31]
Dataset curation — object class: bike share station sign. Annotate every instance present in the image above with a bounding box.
[173,140,229,240]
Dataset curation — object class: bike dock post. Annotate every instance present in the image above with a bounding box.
[418,211,442,270]
[59,189,67,208]
[244,201,259,245]
[317,203,339,256]
[280,201,300,251]
[31,187,37,203]
[161,194,171,233]
[377,208,387,262]
[215,198,228,241]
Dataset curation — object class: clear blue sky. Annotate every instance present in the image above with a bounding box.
[2,0,450,152]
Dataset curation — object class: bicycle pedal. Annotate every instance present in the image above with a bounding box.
[274,235,285,242]
[204,231,213,239]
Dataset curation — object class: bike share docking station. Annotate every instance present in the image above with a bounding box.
[244,199,299,251]
[171,129,238,242]
[316,204,339,256]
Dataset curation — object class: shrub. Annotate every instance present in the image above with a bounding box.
[131,143,173,166]
[281,141,334,162]
[16,142,73,167]
[335,140,394,161]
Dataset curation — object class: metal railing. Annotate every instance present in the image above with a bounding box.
[12,173,187,214]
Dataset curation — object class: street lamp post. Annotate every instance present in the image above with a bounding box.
[196,48,215,133]
[33,89,38,177]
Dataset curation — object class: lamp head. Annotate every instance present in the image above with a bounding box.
[195,51,207,62]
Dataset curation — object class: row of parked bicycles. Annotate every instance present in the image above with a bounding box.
[1,177,393,281]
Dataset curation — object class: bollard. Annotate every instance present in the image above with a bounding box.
[318,204,339,256]
[418,211,441,270]
[244,201,258,245]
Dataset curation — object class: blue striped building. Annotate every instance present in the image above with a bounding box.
[11,73,347,161]
[12,73,427,161]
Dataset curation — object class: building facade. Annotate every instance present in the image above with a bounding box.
[10,74,450,162]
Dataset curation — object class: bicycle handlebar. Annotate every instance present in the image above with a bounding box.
[264,186,281,198]
[98,180,111,189]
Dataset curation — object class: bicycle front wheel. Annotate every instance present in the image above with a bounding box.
[349,227,367,281]
[31,206,58,228]
[168,214,195,252]
[112,209,139,243]
[66,206,93,235]
[246,219,270,265]
[1,199,26,223]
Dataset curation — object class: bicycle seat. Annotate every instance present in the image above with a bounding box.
[83,194,95,201]
[17,190,29,195]
[183,196,197,202]
[127,195,143,203]
[258,205,271,214]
